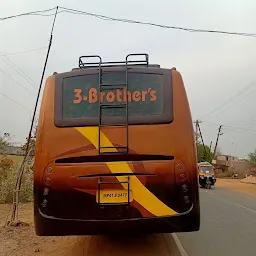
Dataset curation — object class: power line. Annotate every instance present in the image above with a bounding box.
[201,81,256,120]
[0,7,57,21]
[58,6,256,38]
[4,47,47,56]
[0,92,32,113]
[0,67,36,97]
[226,115,256,126]
[1,6,256,38]
[199,81,256,121]
[0,53,38,89]
[201,120,256,133]
[202,110,256,129]
[208,86,256,121]
[16,9,74,18]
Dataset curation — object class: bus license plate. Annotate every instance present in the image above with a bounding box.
[96,189,133,204]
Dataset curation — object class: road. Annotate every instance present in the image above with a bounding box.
[1,182,256,255]
[176,186,256,256]
[65,185,256,256]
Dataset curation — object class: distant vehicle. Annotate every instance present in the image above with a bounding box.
[34,53,200,236]
[198,162,216,189]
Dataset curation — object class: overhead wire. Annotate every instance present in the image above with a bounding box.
[0,67,36,97]
[202,120,256,134]
[209,86,256,121]
[4,47,47,56]
[0,53,38,89]
[1,6,256,38]
[1,5,256,152]
[57,6,256,38]
[199,121,256,157]
[226,115,256,126]
[0,7,57,21]
[199,81,256,121]
[0,92,32,113]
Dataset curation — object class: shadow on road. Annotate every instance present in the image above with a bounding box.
[64,233,179,256]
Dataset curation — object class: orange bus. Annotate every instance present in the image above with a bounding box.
[34,54,200,236]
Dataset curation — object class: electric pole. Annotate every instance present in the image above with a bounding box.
[209,141,212,152]
[195,120,198,147]
[197,122,207,158]
[195,120,200,154]
[213,125,223,159]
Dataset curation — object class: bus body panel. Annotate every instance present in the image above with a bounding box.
[34,68,200,235]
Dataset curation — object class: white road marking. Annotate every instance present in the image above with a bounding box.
[233,203,256,214]
[171,233,188,256]
[201,189,256,214]
[201,189,215,196]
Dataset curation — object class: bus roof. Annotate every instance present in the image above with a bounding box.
[71,64,161,72]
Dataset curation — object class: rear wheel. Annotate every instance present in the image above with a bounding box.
[201,183,206,188]
[206,184,211,189]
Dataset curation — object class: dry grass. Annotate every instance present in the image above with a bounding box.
[0,155,33,204]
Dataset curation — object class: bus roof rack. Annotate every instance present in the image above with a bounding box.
[75,53,160,70]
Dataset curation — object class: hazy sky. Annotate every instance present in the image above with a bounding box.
[1,0,256,158]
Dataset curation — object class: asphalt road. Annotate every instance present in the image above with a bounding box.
[2,185,255,256]
[176,186,256,256]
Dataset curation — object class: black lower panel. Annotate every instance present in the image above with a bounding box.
[34,202,200,236]
[38,188,143,220]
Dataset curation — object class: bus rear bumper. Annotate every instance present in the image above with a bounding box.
[34,204,200,236]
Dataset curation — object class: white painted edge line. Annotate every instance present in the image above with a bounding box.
[171,233,188,256]
[201,189,215,196]
[202,188,256,213]
[233,202,256,214]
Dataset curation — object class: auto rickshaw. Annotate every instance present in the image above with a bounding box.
[198,162,216,189]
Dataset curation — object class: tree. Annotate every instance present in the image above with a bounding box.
[21,136,36,157]
[248,149,256,166]
[197,143,213,163]
[0,133,11,154]
[194,131,213,163]
[21,122,37,157]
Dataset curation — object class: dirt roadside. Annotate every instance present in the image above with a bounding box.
[0,203,82,256]
[216,178,256,196]
[0,204,179,256]
[1,179,254,256]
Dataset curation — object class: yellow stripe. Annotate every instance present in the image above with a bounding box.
[76,127,178,217]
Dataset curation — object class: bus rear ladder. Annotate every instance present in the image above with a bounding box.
[78,54,149,155]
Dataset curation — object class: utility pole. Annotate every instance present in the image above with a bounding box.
[197,122,207,158]
[195,120,209,161]
[195,120,200,154]
[213,125,223,159]
[209,141,212,152]
[195,120,199,149]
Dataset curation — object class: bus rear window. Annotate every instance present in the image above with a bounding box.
[62,72,163,118]
[54,68,173,127]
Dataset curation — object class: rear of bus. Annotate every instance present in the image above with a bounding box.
[34,54,200,236]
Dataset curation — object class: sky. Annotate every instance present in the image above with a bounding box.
[1,0,256,158]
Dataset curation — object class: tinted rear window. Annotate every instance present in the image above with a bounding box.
[54,67,173,127]
[62,72,163,118]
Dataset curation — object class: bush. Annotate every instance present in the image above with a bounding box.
[0,156,33,204]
